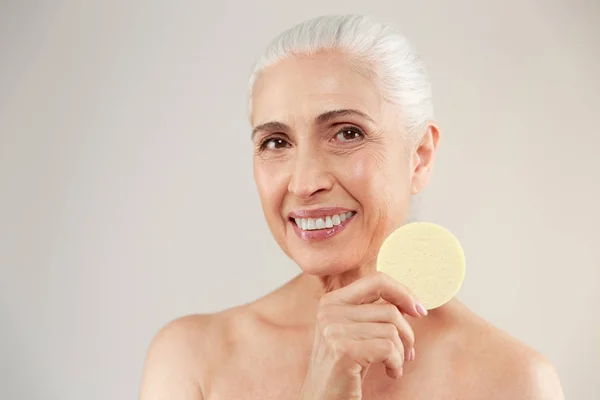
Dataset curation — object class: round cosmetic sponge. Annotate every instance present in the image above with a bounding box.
[376,222,466,310]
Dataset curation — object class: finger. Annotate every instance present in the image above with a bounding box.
[333,322,405,361]
[324,271,426,318]
[348,338,404,379]
[333,303,415,360]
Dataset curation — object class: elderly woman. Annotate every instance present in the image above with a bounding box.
[139,15,564,400]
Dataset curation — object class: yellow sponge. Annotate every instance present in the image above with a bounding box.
[376,222,466,310]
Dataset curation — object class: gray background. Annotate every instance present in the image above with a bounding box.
[1,0,599,399]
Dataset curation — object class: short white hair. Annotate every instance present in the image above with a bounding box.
[247,14,435,141]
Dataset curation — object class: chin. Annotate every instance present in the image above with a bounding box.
[272,213,381,277]
[298,261,352,276]
[291,251,364,276]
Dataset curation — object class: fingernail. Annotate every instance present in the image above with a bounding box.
[398,367,404,378]
[409,348,415,361]
[415,303,428,316]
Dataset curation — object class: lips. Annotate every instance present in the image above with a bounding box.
[288,207,357,241]
[292,211,356,231]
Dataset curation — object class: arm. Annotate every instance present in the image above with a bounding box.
[139,316,210,400]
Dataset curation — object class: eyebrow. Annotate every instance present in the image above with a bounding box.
[251,108,374,140]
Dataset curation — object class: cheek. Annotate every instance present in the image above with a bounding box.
[350,158,376,196]
[340,150,412,216]
[343,150,408,193]
[253,161,286,212]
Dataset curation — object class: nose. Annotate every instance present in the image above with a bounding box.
[287,148,333,199]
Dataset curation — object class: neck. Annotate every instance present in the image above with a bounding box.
[298,259,378,300]
[279,262,456,332]
[319,264,377,294]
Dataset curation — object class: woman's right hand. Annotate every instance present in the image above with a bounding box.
[299,271,428,400]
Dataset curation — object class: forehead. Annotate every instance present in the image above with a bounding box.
[250,51,383,127]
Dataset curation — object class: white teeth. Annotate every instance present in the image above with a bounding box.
[325,216,333,228]
[294,211,355,231]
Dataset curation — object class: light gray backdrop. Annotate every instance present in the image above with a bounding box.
[1,1,599,399]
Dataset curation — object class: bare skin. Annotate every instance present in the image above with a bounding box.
[139,50,565,399]
[140,273,563,400]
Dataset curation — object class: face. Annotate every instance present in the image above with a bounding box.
[250,51,439,276]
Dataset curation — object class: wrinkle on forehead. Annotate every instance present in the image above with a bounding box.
[250,51,386,128]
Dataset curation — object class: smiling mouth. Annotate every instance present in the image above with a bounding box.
[290,211,356,231]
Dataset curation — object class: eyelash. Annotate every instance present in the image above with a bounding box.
[259,125,365,151]
[334,126,365,142]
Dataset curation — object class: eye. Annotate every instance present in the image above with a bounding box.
[334,126,364,142]
[260,137,290,150]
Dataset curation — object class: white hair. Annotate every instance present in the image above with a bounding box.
[247,14,435,142]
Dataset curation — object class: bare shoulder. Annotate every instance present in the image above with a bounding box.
[473,327,564,399]
[137,280,297,400]
[138,309,242,400]
[447,305,565,400]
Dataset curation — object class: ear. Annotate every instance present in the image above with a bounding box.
[410,123,440,195]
